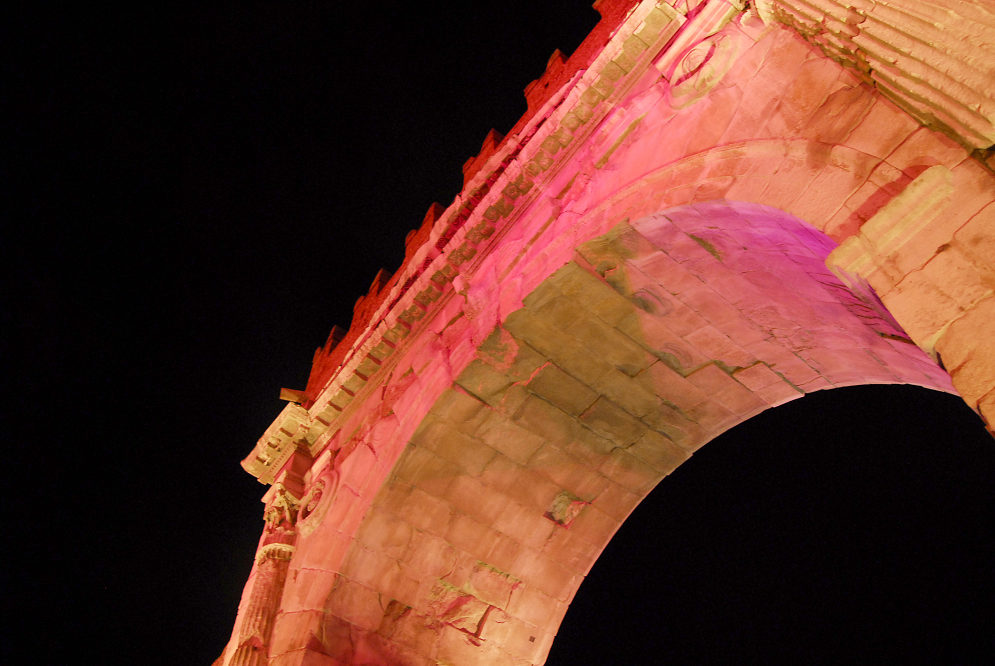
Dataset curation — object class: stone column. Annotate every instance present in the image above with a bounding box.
[228,485,300,666]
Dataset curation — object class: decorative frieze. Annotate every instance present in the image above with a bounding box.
[241,404,310,483]
[239,1,713,482]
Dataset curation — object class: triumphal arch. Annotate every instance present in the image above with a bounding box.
[217,1,993,664]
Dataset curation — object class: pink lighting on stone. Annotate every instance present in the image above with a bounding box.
[219,1,994,664]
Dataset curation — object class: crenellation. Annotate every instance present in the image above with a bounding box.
[222,2,993,662]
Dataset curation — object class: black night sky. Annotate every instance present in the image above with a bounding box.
[7,3,993,665]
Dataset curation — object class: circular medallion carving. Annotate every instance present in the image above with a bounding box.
[296,470,338,536]
[669,34,739,110]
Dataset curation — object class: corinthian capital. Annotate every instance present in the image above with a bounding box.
[262,483,300,533]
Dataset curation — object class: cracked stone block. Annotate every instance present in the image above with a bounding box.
[936,295,995,406]
[598,447,661,494]
[544,490,588,526]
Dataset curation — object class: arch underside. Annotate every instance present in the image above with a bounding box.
[278,201,952,666]
[250,13,995,666]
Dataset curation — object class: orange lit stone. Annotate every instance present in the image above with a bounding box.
[220,2,994,664]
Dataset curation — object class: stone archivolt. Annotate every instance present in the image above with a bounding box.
[220,1,993,664]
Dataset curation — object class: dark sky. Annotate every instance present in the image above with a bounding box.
[6,4,993,665]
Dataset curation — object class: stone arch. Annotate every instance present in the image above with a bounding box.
[578,137,980,246]
[228,7,995,663]
[279,200,953,666]
[546,383,994,665]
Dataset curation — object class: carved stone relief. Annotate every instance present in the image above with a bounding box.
[669,33,741,109]
[262,484,300,533]
[296,469,339,536]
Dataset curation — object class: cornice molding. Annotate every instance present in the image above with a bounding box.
[241,403,310,483]
[241,0,747,482]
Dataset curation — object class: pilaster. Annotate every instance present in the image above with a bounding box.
[828,165,995,431]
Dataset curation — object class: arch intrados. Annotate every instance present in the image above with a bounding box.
[546,384,994,664]
[341,199,957,665]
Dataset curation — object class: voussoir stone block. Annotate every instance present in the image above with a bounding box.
[527,442,609,502]
[626,429,690,474]
[227,8,990,663]
[525,362,600,416]
[475,409,547,466]
[580,396,649,446]
[454,359,515,405]
[410,414,497,477]
[935,295,995,408]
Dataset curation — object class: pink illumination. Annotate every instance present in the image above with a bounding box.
[221,1,994,663]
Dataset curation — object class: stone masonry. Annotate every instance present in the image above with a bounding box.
[217,1,993,664]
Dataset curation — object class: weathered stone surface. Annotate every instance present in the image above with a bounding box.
[474,409,547,466]
[626,429,690,475]
[528,442,610,502]
[767,0,995,148]
[581,397,650,446]
[479,453,562,516]
[410,415,497,477]
[224,4,990,664]
[525,362,599,416]
[454,359,515,405]
[935,295,995,407]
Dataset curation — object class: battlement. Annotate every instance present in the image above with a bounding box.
[230,2,994,663]
[299,0,644,407]
[303,201,447,402]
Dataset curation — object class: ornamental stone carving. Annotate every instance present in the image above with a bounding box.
[255,542,296,566]
[754,0,995,149]
[669,32,741,108]
[296,470,338,536]
[218,2,994,664]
